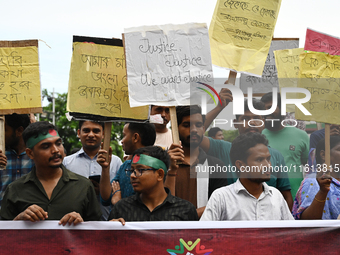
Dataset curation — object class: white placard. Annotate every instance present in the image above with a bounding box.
[124,23,214,107]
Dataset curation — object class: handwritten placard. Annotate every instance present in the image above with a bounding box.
[240,39,299,94]
[67,42,149,119]
[209,0,282,76]
[124,23,214,107]
[305,28,340,56]
[274,47,304,112]
[0,46,41,114]
[295,52,340,124]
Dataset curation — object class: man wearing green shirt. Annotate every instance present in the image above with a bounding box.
[261,92,309,199]
[0,121,102,224]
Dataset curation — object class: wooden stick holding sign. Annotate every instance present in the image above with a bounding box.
[325,123,331,168]
[169,107,180,144]
[103,122,112,161]
[226,71,237,85]
[0,116,5,170]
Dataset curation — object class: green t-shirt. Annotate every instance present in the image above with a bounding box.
[0,165,102,221]
[207,137,291,192]
[262,126,309,199]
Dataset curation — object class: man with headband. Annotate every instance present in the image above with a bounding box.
[106,146,198,223]
[0,121,102,225]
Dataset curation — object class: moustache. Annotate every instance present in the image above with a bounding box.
[49,154,62,161]
[245,128,260,133]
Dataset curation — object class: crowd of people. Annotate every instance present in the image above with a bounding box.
[0,91,339,225]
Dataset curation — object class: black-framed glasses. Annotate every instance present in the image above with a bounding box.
[125,168,156,177]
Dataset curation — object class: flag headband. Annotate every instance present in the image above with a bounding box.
[132,154,168,174]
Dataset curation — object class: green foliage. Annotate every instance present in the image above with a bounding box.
[40,89,124,159]
[222,129,239,142]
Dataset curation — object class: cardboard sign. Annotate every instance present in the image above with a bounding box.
[274,47,304,112]
[295,51,340,124]
[304,28,340,56]
[209,0,282,76]
[0,43,41,114]
[124,23,214,107]
[240,39,299,94]
[67,37,149,121]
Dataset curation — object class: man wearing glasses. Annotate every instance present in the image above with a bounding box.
[102,146,198,223]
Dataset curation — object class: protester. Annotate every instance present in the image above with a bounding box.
[201,98,293,209]
[0,114,33,207]
[166,105,227,218]
[261,92,309,199]
[207,127,224,140]
[307,125,340,174]
[292,136,340,219]
[63,120,122,220]
[150,105,173,149]
[0,121,102,224]
[200,132,294,221]
[108,146,198,223]
[99,122,156,206]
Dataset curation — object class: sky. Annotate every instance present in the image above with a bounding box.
[2,0,340,97]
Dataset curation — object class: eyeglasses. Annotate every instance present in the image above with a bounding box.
[125,168,156,177]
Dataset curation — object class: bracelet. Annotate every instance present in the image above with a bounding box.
[167,173,177,176]
[112,190,121,196]
[314,197,326,203]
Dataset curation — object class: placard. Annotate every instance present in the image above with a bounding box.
[240,39,299,94]
[0,41,42,114]
[124,23,214,107]
[305,28,340,56]
[295,51,340,124]
[209,0,282,76]
[67,36,149,121]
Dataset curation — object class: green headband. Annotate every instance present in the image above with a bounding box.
[132,154,168,174]
[26,129,60,149]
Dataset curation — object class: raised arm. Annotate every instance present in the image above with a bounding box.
[97,147,113,201]
[204,88,232,130]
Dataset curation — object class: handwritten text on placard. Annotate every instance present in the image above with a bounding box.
[0,47,41,111]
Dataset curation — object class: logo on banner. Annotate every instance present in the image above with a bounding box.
[167,238,213,255]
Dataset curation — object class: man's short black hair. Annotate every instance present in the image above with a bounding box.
[208,127,222,138]
[261,92,281,109]
[230,132,268,168]
[78,120,105,130]
[5,114,30,130]
[132,146,170,172]
[127,122,156,146]
[235,99,266,120]
[316,136,340,165]
[176,105,205,126]
[22,121,58,145]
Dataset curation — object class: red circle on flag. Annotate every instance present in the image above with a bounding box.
[133,155,140,163]
[49,129,57,136]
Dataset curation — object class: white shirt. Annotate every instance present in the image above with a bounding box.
[154,129,173,150]
[63,148,122,181]
[200,179,294,221]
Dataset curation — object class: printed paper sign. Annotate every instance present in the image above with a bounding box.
[124,23,214,107]
[209,0,282,76]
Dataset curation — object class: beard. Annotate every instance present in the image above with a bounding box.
[179,133,203,149]
[264,113,284,131]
